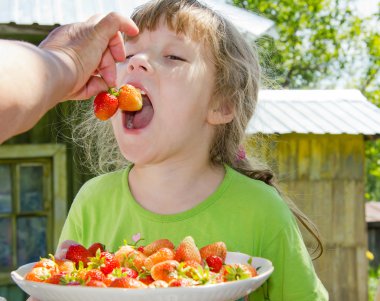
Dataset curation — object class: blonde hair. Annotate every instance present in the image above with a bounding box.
[72,0,323,258]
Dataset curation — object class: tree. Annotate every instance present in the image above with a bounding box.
[233,0,380,200]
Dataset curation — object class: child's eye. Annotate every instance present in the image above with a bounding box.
[126,54,134,59]
[165,55,186,62]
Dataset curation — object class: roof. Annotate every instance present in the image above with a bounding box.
[0,0,276,39]
[248,89,380,135]
[366,201,380,223]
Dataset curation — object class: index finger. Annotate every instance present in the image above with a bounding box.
[94,12,139,41]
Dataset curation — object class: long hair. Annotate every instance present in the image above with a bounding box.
[72,0,323,258]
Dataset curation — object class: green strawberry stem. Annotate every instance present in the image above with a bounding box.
[108,87,119,97]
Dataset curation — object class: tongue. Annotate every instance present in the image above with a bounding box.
[133,103,153,129]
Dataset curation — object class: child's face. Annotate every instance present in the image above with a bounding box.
[112,20,217,165]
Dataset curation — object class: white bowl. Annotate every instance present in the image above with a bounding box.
[11,252,274,301]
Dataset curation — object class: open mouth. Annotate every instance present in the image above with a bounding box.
[123,94,154,130]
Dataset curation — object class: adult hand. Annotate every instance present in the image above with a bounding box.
[40,12,139,100]
[0,12,138,143]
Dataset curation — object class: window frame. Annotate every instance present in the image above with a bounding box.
[0,144,67,284]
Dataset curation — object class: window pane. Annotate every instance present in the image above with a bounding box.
[0,164,12,213]
[17,217,47,265]
[0,218,12,269]
[19,165,44,212]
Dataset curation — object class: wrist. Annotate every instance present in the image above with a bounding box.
[39,46,79,104]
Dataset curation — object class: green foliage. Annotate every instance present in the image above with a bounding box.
[233,0,364,88]
[233,0,380,201]
[368,265,380,301]
[366,139,380,201]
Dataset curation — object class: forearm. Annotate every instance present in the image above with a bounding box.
[0,40,75,143]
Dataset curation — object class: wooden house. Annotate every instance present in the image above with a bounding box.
[366,201,380,268]
[246,89,380,301]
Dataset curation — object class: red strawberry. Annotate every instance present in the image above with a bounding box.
[65,244,92,267]
[121,267,138,279]
[85,269,106,282]
[206,255,223,273]
[174,236,201,264]
[138,274,154,285]
[199,242,227,262]
[89,251,120,275]
[45,272,66,285]
[93,89,119,121]
[137,246,145,253]
[143,239,175,256]
[88,242,106,256]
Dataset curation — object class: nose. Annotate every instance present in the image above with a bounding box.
[127,54,153,74]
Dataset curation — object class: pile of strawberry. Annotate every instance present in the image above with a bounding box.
[24,236,257,288]
[93,84,142,121]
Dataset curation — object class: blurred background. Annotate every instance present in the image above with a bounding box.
[0,0,379,300]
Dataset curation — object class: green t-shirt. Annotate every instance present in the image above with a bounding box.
[59,165,328,301]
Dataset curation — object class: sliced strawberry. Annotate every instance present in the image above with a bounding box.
[33,258,58,274]
[86,279,107,287]
[150,260,179,282]
[110,277,147,288]
[25,267,51,282]
[144,248,175,271]
[168,278,198,287]
[222,263,257,281]
[148,280,169,288]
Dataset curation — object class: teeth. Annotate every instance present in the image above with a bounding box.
[139,89,146,95]
[127,116,134,129]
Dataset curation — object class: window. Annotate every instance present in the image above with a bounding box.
[0,144,67,284]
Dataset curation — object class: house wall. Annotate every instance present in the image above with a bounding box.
[247,133,367,301]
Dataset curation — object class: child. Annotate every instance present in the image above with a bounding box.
[61,0,329,300]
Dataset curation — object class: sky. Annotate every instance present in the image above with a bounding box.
[355,0,380,17]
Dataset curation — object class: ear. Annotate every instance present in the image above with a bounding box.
[207,103,234,125]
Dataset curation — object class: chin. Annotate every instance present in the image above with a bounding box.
[119,149,152,166]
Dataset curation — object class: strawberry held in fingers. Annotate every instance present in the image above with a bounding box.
[93,88,119,121]
[118,84,143,111]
